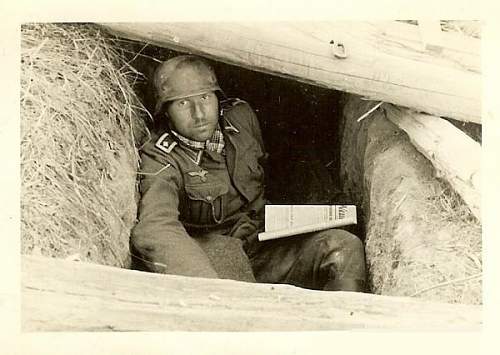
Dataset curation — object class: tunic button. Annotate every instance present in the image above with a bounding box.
[206,195,212,201]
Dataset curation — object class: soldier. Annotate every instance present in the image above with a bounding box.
[131,55,366,291]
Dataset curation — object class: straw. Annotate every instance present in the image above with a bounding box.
[21,23,149,267]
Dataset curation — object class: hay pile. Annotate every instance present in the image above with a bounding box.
[21,23,149,267]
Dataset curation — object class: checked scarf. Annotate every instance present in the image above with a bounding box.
[171,125,225,154]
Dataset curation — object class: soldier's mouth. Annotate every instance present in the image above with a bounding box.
[194,124,210,130]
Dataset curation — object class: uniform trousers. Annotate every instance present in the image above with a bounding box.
[187,218,366,291]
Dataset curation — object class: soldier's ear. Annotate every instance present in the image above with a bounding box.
[163,104,172,120]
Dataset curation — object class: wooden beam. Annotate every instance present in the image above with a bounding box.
[385,105,481,221]
[22,255,481,331]
[418,20,444,52]
[100,22,481,123]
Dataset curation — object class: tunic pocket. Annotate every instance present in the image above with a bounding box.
[184,182,229,225]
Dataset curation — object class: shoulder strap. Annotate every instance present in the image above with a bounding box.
[220,97,247,113]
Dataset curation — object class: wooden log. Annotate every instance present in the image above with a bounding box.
[385,105,481,221]
[100,22,481,123]
[22,255,481,331]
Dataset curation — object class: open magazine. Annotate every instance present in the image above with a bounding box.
[258,205,357,241]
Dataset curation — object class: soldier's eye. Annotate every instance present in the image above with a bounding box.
[178,100,189,107]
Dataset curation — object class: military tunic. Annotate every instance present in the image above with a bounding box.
[131,99,366,291]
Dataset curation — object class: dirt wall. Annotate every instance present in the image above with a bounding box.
[341,95,482,304]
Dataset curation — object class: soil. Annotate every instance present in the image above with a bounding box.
[341,95,482,304]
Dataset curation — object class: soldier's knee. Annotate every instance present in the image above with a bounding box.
[318,230,366,277]
[318,229,364,254]
[130,231,154,258]
[340,230,364,254]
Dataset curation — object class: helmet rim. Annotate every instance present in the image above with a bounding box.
[153,55,221,115]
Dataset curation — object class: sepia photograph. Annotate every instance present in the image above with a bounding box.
[3,1,498,353]
[20,20,482,332]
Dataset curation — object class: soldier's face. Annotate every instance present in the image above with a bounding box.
[166,91,219,141]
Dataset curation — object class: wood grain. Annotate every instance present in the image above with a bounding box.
[100,21,481,123]
[22,255,481,331]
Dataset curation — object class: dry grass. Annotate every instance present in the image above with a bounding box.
[368,179,482,305]
[412,182,482,303]
[21,23,149,267]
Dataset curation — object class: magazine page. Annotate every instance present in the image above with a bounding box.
[259,205,357,241]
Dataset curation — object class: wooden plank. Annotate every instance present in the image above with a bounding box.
[22,255,481,331]
[385,105,481,221]
[367,21,480,72]
[418,20,444,52]
[100,22,481,123]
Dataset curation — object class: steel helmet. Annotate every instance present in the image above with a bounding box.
[153,55,221,115]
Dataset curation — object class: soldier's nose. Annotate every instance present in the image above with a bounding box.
[192,102,204,121]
